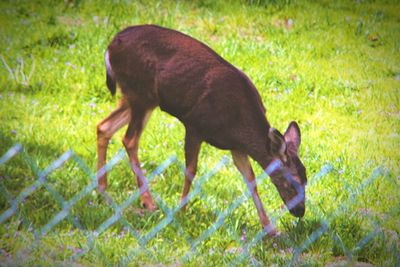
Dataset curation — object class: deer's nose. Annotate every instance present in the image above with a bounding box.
[289,203,305,218]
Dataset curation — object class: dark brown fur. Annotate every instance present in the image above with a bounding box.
[97,25,307,236]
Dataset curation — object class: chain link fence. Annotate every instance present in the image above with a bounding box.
[0,143,393,266]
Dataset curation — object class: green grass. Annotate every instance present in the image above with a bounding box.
[0,0,399,266]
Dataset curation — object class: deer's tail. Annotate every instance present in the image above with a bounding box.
[104,50,116,96]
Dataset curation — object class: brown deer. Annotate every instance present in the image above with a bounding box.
[97,25,307,236]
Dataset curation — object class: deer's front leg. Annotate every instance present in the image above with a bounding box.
[123,106,155,211]
[96,100,130,193]
[231,150,277,237]
[180,128,202,210]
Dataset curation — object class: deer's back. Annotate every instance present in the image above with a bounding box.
[107,25,269,151]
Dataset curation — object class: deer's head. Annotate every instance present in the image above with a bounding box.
[268,121,307,218]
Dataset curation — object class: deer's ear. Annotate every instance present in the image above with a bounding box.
[284,121,301,154]
[268,127,286,157]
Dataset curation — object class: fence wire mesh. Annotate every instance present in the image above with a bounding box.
[0,143,394,266]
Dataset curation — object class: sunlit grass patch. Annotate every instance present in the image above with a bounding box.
[0,0,399,265]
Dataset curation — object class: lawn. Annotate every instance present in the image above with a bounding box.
[0,0,399,266]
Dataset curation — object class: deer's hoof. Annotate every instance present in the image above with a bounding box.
[178,199,188,212]
[97,177,107,193]
[140,191,157,211]
[97,185,106,194]
[268,229,279,238]
[263,226,279,238]
[142,202,157,212]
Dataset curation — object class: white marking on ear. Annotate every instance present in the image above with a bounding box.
[269,127,287,157]
[284,121,301,154]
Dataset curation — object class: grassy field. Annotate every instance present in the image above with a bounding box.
[0,0,399,266]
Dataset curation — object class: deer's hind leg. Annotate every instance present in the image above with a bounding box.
[97,99,131,192]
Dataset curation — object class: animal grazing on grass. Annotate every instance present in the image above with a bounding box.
[96,25,307,236]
